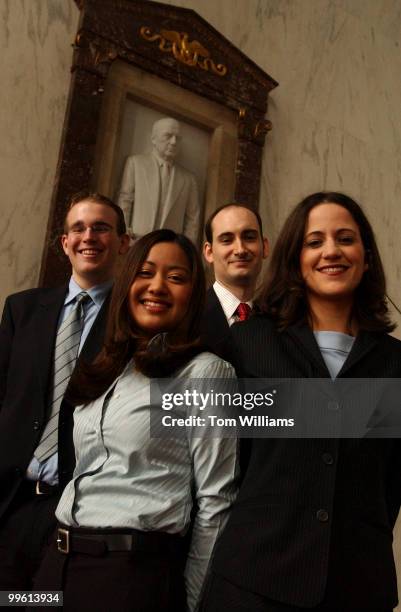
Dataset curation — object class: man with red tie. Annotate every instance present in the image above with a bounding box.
[201,203,269,357]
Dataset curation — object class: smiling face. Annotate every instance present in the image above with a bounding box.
[203,206,268,295]
[300,203,368,311]
[128,241,193,336]
[61,200,129,289]
[151,118,181,162]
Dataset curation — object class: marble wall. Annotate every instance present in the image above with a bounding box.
[1,0,401,605]
[0,0,79,307]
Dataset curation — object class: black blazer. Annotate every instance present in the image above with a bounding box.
[0,286,110,517]
[200,287,232,361]
[210,315,401,610]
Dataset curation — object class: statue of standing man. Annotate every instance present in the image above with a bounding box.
[117,117,200,242]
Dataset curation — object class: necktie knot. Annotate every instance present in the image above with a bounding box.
[76,291,90,305]
[236,302,251,322]
[75,291,90,317]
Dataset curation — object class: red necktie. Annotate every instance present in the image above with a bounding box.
[236,303,251,321]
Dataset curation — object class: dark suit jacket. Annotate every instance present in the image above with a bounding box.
[200,287,232,361]
[0,285,110,518]
[210,315,401,610]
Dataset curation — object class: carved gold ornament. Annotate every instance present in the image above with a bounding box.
[140,26,227,76]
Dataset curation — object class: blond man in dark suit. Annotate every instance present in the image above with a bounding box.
[0,192,129,589]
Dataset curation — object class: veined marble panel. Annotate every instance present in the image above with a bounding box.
[0,158,52,298]
[299,3,401,158]
[0,0,79,310]
[338,0,401,45]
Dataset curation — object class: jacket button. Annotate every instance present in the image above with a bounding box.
[327,401,339,411]
[322,453,334,465]
[316,509,329,522]
[33,420,40,431]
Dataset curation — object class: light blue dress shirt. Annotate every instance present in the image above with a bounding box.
[314,330,355,379]
[56,352,239,611]
[26,277,112,486]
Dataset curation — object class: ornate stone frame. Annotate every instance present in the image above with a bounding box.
[40,0,278,286]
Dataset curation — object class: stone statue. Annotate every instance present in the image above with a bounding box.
[117,117,200,242]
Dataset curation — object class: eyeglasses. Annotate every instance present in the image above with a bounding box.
[67,223,114,235]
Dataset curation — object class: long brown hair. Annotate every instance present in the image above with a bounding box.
[259,192,395,332]
[67,230,206,405]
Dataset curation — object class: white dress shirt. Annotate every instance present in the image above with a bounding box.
[213,281,253,326]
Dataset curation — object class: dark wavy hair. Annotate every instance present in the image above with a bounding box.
[67,230,206,405]
[259,191,395,332]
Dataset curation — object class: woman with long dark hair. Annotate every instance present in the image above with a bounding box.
[35,229,238,612]
[202,192,401,612]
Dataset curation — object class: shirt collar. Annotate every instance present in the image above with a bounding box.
[213,280,253,321]
[152,151,173,168]
[64,277,113,308]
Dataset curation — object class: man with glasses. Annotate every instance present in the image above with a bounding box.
[0,192,129,589]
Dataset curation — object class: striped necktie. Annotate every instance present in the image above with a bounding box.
[34,292,89,462]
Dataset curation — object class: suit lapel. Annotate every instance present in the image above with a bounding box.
[200,287,232,360]
[203,288,230,338]
[337,330,380,377]
[285,324,330,377]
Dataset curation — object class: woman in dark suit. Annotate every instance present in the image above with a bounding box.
[202,192,401,612]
